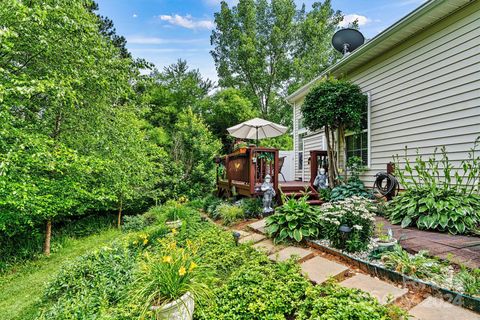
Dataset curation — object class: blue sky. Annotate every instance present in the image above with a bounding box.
[96,0,426,82]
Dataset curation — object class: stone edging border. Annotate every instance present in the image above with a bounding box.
[305,240,480,314]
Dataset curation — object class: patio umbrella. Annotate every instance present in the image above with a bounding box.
[227,117,288,145]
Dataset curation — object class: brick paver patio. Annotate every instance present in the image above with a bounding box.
[376,217,480,268]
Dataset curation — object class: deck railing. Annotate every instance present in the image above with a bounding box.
[216,147,279,197]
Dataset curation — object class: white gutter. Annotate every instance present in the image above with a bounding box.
[286,0,449,103]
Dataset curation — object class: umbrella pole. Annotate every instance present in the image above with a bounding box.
[256,127,259,146]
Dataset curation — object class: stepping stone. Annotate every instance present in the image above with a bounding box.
[239,233,266,244]
[409,296,480,320]
[253,239,279,254]
[340,274,408,304]
[249,219,267,234]
[300,256,349,284]
[268,246,313,262]
[233,230,250,238]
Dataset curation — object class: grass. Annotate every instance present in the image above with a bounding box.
[0,228,121,320]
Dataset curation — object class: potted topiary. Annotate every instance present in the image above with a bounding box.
[135,236,209,320]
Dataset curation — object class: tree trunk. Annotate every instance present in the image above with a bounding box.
[117,199,123,229]
[43,219,52,256]
[325,126,335,188]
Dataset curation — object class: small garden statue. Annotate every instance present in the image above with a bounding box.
[313,167,329,190]
[261,174,276,215]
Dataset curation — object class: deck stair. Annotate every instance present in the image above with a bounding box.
[279,181,323,205]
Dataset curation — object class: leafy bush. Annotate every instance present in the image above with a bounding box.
[454,267,480,297]
[319,197,376,252]
[39,244,138,319]
[381,246,447,281]
[386,142,480,234]
[122,214,151,232]
[266,195,321,243]
[240,197,263,218]
[215,203,245,225]
[330,179,372,202]
[296,281,407,320]
[318,188,332,202]
[198,261,310,320]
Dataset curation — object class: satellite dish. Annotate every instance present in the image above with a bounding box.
[332,28,365,56]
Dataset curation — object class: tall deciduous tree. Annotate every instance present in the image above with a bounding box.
[211,0,297,118]
[301,78,367,187]
[211,0,343,119]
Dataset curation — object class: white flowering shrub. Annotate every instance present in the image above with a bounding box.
[319,196,376,252]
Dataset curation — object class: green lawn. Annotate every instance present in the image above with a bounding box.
[0,229,121,320]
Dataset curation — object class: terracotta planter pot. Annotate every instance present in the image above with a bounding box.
[166,220,182,229]
[151,292,194,320]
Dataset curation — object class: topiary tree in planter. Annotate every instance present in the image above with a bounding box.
[301,78,367,187]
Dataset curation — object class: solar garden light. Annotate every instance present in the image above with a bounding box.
[339,225,352,249]
[232,231,241,246]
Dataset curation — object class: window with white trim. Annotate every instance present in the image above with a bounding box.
[345,93,370,166]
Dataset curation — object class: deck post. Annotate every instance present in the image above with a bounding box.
[249,148,255,195]
[274,149,279,195]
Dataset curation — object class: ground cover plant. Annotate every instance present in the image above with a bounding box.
[266,194,322,243]
[29,202,409,320]
[386,141,480,234]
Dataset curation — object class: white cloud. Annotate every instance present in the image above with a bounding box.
[202,0,237,6]
[339,14,370,27]
[127,36,204,45]
[159,14,214,30]
[132,13,138,18]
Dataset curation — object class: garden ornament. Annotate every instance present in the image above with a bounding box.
[313,167,329,190]
[261,174,276,215]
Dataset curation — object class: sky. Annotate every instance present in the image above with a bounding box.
[96,0,427,82]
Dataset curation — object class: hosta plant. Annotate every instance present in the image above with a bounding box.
[386,140,480,234]
[319,196,376,252]
[265,194,321,243]
[330,178,372,202]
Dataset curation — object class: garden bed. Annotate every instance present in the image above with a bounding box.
[306,239,480,313]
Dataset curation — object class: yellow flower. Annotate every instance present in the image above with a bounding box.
[171,228,178,235]
[163,256,172,263]
[179,266,186,276]
[133,240,138,245]
[169,242,177,250]
[143,238,149,245]
[189,262,197,271]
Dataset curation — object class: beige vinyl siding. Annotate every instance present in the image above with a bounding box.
[302,133,325,182]
[293,102,303,179]
[345,1,480,186]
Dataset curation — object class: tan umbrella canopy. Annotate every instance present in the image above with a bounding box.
[227,117,288,145]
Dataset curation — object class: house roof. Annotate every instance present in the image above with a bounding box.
[286,0,472,103]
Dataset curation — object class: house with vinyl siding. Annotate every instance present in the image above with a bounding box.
[286,0,480,187]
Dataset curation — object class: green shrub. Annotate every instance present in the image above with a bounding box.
[296,281,407,320]
[330,179,372,202]
[319,197,376,252]
[318,188,332,202]
[266,194,321,243]
[197,261,310,320]
[122,214,150,232]
[386,142,480,234]
[39,244,138,319]
[381,246,447,282]
[215,203,245,225]
[240,197,263,218]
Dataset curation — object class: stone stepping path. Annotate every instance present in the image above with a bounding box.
[239,233,266,244]
[253,239,281,254]
[245,219,479,318]
[248,219,267,234]
[340,273,408,304]
[268,246,314,262]
[300,256,349,284]
[409,296,480,320]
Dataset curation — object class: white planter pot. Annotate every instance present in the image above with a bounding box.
[151,292,194,320]
[374,238,397,249]
[166,220,182,229]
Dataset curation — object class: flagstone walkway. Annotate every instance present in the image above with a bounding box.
[233,218,480,320]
